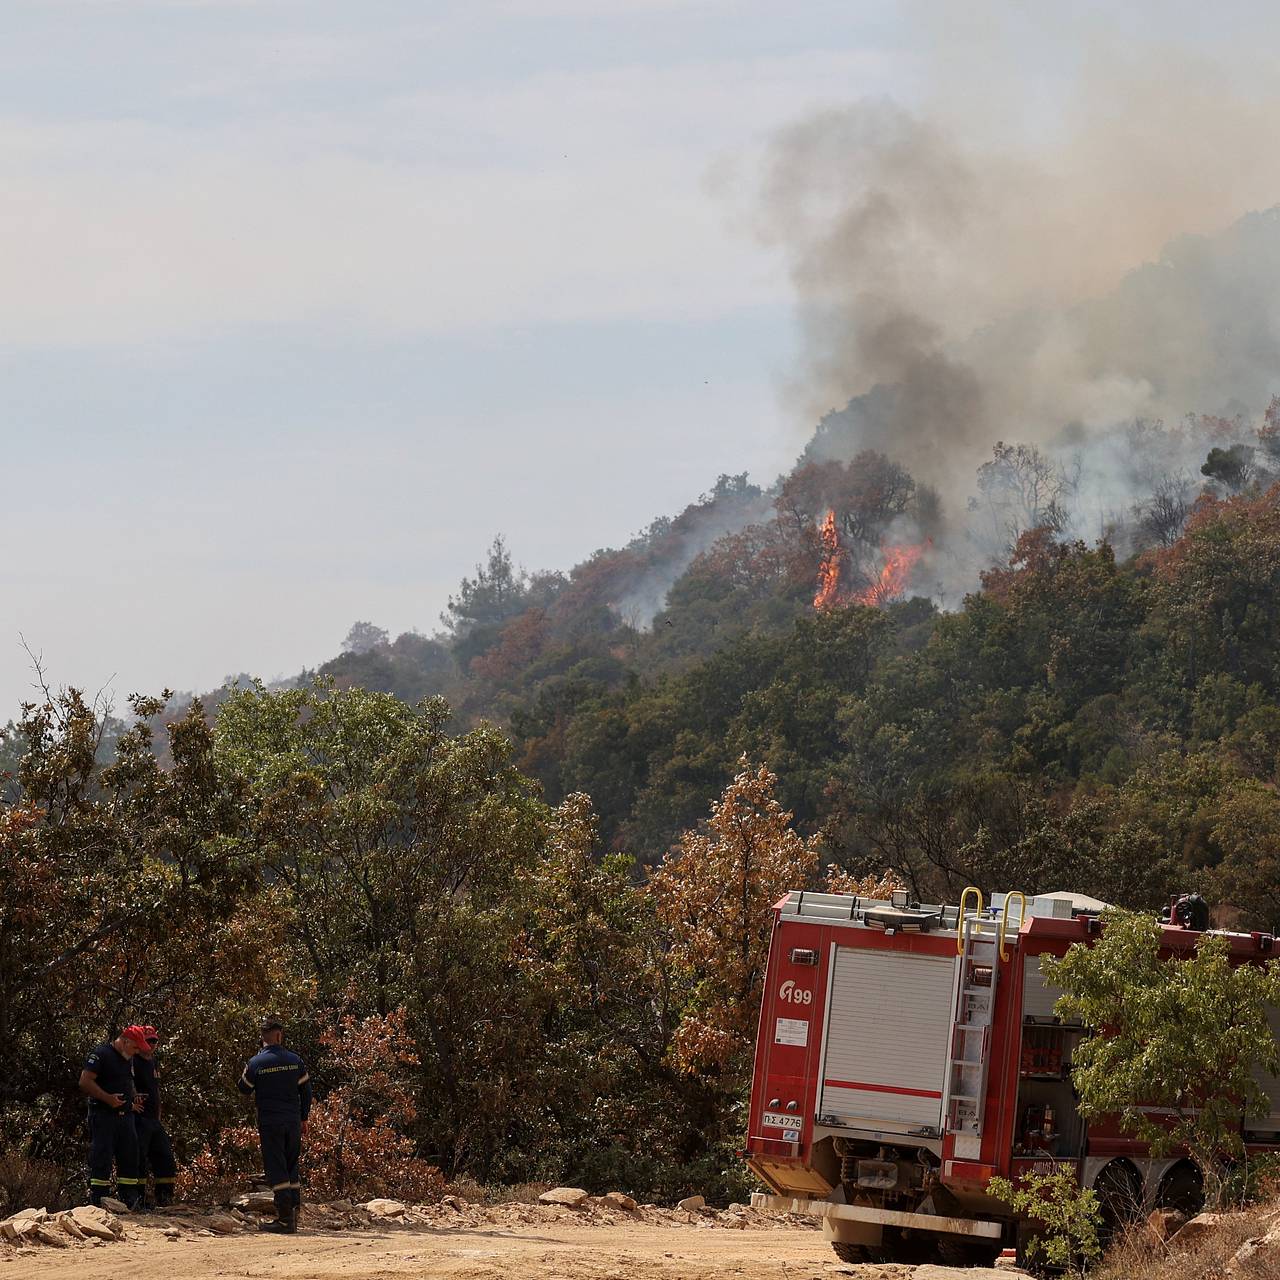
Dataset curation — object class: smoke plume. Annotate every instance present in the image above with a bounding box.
[756,39,1280,509]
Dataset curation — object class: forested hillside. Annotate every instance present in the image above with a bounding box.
[307,400,1280,931]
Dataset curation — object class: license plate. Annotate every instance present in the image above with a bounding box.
[763,1111,803,1131]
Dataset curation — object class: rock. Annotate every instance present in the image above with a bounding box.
[163,1227,180,1240]
[601,1192,638,1212]
[1227,1223,1280,1276]
[56,1214,86,1241]
[33,1224,70,1248]
[66,1205,122,1241]
[364,1198,408,1218]
[1173,1211,1236,1250]
[328,1198,354,1214]
[206,1214,241,1235]
[0,1208,47,1241]
[677,1195,706,1212]
[234,1192,278,1216]
[101,1197,130,1214]
[1147,1207,1188,1244]
[538,1187,590,1207]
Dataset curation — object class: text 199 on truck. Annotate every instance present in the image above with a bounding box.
[744,887,1280,1266]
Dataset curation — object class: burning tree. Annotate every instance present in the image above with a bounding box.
[854,541,929,606]
[813,510,845,609]
[813,507,927,610]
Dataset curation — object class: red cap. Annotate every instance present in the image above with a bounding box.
[122,1025,152,1050]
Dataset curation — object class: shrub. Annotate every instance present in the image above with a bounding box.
[989,1166,1102,1272]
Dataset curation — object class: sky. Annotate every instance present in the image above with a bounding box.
[1,0,1276,717]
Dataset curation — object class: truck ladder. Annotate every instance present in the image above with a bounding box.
[945,912,998,1142]
[944,889,1026,1147]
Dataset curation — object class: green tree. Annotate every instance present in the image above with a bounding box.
[1043,909,1280,1205]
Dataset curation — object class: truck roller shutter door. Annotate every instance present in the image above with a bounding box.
[1022,954,1063,1020]
[819,947,955,1132]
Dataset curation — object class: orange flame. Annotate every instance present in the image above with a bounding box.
[813,510,843,610]
[855,541,928,607]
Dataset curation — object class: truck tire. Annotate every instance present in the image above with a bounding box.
[830,1242,865,1263]
[936,1236,1001,1267]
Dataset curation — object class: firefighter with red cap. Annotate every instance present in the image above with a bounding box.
[237,1014,312,1234]
[132,1025,178,1207]
[78,1025,150,1209]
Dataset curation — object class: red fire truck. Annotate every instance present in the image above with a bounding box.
[744,886,1280,1264]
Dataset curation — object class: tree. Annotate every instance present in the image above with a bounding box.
[441,535,530,635]
[1042,909,1280,1206]
[341,621,389,655]
[1133,472,1193,549]
[649,758,819,1074]
[974,442,1073,554]
[1202,444,1258,495]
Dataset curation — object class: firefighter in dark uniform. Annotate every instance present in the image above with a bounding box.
[237,1014,311,1234]
[78,1025,149,1208]
[132,1024,178,1206]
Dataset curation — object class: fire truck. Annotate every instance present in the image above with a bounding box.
[744,886,1280,1265]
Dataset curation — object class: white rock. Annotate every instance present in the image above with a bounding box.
[677,1195,706,1212]
[33,1224,70,1248]
[538,1188,590,1207]
[602,1192,638,1212]
[66,1205,122,1241]
[206,1214,241,1234]
[364,1198,408,1218]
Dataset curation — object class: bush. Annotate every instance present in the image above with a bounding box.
[0,1149,69,1214]
[989,1166,1101,1273]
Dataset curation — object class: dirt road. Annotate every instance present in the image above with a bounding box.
[10,1198,1020,1278]
[19,1213,843,1280]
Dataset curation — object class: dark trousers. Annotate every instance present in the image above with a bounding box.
[87,1109,140,1206]
[136,1116,178,1204]
[258,1119,302,1215]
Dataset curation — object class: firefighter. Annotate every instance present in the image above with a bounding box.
[237,1014,311,1234]
[78,1025,150,1209]
[132,1025,178,1207]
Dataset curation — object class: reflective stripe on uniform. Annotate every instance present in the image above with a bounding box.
[116,1177,143,1185]
[270,1181,292,1191]
[89,1179,112,1186]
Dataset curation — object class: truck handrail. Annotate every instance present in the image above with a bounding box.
[956,885,983,954]
[999,890,1027,962]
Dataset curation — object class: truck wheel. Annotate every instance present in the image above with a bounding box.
[830,1242,865,1263]
[936,1236,1001,1267]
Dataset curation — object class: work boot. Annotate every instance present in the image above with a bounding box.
[260,1190,296,1234]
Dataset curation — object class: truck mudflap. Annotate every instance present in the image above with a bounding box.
[749,1192,1002,1239]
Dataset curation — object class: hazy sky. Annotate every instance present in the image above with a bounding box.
[2,0,1275,716]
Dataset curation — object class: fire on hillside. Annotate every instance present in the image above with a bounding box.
[813,508,927,610]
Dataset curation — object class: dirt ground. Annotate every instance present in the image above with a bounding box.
[14,1213,847,1280]
[6,1196,1024,1279]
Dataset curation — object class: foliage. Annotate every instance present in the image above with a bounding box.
[651,758,819,1074]
[1042,909,1280,1205]
[988,1166,1101,1271]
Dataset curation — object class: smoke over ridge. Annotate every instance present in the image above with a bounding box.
[755,44,1280,511]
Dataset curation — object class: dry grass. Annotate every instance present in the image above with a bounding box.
[441,1177,552,1206]
[1092,1201,1280,1279]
